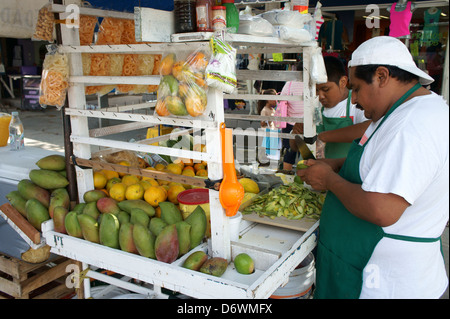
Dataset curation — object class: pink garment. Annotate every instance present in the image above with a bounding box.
[280,81,304,126]
[389,1,412,37]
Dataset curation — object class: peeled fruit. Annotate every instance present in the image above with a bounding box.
[238,178,260,194]
[234,253,255,275]
[199,257,228,277]
[182,251,208,271]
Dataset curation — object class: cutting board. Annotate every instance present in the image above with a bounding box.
[241,212,318,232]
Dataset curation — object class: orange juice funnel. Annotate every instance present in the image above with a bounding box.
[218,123,244,217]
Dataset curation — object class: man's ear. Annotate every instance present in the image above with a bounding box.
[339,75,348,89]
[375,66,390,88]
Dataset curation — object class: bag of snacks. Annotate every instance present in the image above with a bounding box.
[155,49,210,117]
[79,15,98,45]
[39,45,69,110]
[33,3,54,42]
[205,37,237,94]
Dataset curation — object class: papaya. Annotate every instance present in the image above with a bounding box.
[96,197,120,215]
[160,53,176,75]
[182,251,208,271]
[83,189,107,203]
[184,205,207,249]
[25,198,50,231]
[36,154,66,171]
[117,210,130,224]
[17,179,50,208]
[119,222,138,254]
[155,224,179,263]
[77,214,100,243]
[65,211,83,238]
[199,257,228,277]
[53,206,68,234]
[29,169,69,190]
[130,208,150,228]
[149,217,168,237]
[6,191,27,217]
[117,199,155,217]
[133,223,156,259]
[48,188,70,218]
[99,213,120,249]
[159,201,183,225]
[165,96,187,116]
[82,201,100,220]
[175,221,191,256]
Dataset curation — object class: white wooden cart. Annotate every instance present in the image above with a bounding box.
[41,5,320,299]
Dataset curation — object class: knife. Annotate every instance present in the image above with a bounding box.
[294,135,316,160]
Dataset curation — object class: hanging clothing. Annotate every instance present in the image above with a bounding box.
[314,84,449,299]
[422,8,441,45]
[389,1,413,38]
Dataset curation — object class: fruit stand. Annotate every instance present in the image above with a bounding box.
[3,4,322,299]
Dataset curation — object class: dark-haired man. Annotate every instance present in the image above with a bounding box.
[298,36,448,299]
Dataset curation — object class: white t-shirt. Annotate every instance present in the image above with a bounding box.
[322,97,368,124]
[357,92,449,298]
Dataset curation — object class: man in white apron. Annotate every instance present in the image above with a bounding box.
[298,36,448,298]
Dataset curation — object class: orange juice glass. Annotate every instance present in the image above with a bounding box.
[0,113,12,147]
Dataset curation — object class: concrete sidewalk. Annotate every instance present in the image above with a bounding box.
[1,101,448,299]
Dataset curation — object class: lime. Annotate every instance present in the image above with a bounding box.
[234,253,255,275]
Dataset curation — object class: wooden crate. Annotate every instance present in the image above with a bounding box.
[0,254,75,299]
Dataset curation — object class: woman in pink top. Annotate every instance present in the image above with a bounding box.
[280,81,304,170]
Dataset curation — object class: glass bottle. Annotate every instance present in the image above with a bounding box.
[174,0,197,33]
[196,0,214,32]
[9,111,24,151]
[222,0,239,33]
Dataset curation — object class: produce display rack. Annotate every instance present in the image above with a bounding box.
[41,5,320,299]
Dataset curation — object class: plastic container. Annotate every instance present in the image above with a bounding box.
[174,0,197,33]
[212,6,227,31]
[222,0,239,33]
[270,253,315,299]
[229,211,242,241]
[0,113,12,147]
[196,0,214,32]
[177,188,211,237]
[9,111,24,151]
[292,0,309,14]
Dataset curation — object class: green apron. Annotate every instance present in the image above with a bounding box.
[317,91,354,159]
[314,83,441,299]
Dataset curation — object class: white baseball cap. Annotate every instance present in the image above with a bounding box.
[348,36,434,85]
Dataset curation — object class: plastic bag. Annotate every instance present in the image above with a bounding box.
[39,45,69,110]
[273,26,312,42]
[79,15,98,45]
[205,37,237,94]
[155,49,210,117]
[32,3,54,42]
[238,14,274,37]
[260,9,311,29]
[310,47,328,84]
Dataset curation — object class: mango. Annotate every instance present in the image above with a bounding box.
[6,190,27,217]
[117,199,155,217]
[184,205,207,249]
[99,213,120,249]
[238,178,259,194]
[182,251,208,271]
[17,179,50,208]
[53,206,68,234]
[155,224,179,263]
[72,202,86,214]
[149,217,168,237]
[83,189,107,203]
[25,198,50,231]
[77,214,100,243]
[29,169,69,190]
[133,223,156,259]
[119,222,138,254]
[160,53,176,76]
[117,210,130,224]
[36,154,66,171]
[48,188,70,218]
[199,257,228,277]
[82,201,100,220]
[159,201,183,225]
[130,208,150,228]
[58,169,67,178]
[165,96,187,116]
[96,197,120,215]
[175,221,191,256]
[65,211,83,238]
[234,253,255,275]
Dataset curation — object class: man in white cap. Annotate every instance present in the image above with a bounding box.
[298,36,448,299]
